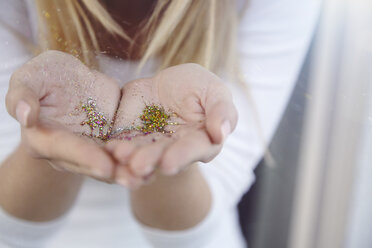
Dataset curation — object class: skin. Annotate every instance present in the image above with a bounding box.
[109,64,237,229]
[0,51,121,221]
[0,1,238,232]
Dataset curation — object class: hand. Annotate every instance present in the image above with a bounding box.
[107,64,238,188]
[6,51,237,187]
[6,51,120,180]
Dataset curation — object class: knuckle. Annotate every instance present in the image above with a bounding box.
[41,50,60,57]
[38,50,65,60]
[8,68,28,89]
[35,50,81,68]
[185,63,203,70]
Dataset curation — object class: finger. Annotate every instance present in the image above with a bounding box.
[6,82,40,127]
[116,165,144,189]
[129,138,173,177]
[23,127,115,179]
[105,140,137,164]
[160,130,222,175]
[204,87,238,144]
[47,159,114,183]
[143,171,156,185]
[46,160,66,172]
[104,140,121,153]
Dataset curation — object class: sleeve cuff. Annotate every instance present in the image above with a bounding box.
[0,206,67,248]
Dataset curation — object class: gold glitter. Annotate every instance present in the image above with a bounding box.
[135,105,172,134]
[77,100,179,142]
[43,11,50,19]
[110,104,179,140]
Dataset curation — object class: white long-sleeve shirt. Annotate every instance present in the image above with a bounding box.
[0,0,321,247]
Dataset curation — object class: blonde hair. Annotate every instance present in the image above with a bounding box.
[35,0,239,75]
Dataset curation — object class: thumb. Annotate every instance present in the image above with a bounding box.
[205,92,238,145]
[6,84,40,128]
[206,101,238,144]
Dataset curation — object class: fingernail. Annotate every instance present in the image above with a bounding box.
[16,101,31,127]
[128,178,141,190]
[143,171,155,184]
[117,178,129,187]
[221,120,231,142]
[142,165,153,176]
[92,167,111,179]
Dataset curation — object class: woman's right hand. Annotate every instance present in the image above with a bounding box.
[5,50,120,181]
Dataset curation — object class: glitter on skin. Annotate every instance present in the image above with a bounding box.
[137,105,173,134]
[43,11,50,19]
[111,104,179,140]
[77,98,178,141]
[80,97,111,140]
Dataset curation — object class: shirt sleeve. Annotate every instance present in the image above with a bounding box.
[138,0,321,247]
[0,207,67,248]
[0,0,32,165]
[0,1,68,247]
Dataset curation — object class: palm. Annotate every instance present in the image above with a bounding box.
[12,51,120,179]
[26,51,120,137]
[113,64,215,142]
[109,64,236,183]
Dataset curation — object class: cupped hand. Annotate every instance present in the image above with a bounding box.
[107,64,238,188]
[6,51,120,180]
[6,51,238,187]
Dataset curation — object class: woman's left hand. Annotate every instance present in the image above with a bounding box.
[106,64,238,188]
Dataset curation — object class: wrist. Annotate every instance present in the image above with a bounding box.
[130,163,212,230]
[0,145,84,221]
[142,163,197,188]
[18,143,82,179]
